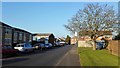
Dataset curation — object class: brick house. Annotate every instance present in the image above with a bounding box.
[79,30,112,41]
[0,22,33,47]
[12,28,33,47]
[71,36,77,45]
[0,22,13,46]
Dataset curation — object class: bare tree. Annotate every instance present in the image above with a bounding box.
[64,3,118,50]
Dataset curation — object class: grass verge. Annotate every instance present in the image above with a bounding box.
[78,47,119,68]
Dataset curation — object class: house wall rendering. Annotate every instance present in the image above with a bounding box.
[33,33,52,41]
[33,33,55,45]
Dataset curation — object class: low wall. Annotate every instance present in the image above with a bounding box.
[107,40,120,57]
[78,40,93,47]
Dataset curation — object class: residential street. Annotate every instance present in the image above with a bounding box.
[2,45,80,66]
[1,2,119,68]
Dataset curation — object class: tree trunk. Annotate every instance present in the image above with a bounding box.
[93,40,96,50]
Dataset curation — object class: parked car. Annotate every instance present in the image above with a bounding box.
[49,43,52,47]
[14,43,34,53]
[33,43,40,50]
[44,43,52,49]
[59,41,66,46]
[1,45,19,58]
[39,43,45,49]
[52,43,56,47]
[55,42,60,47]
[96,40,105,50]
[33,43,45,50]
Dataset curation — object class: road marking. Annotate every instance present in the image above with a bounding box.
[55,52,69,66]
[1,56,23,61]
[55,47,73,66]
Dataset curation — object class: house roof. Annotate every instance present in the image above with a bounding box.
[33,33,52,36]
[14,27,32,34]
[79,30,112,36]
[0,22,13,28]
[0,22,32,34]
[71,36,77,39]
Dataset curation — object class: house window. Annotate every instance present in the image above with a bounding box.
[14,32,18,43]
[4,38,11,45]
[105,36,110,38]
[19,33,22,40]
[4,28,12,43]
[24,33,26,42]
[29,34,32,42]
[5,28,12,34]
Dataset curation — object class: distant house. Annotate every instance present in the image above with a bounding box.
[79,36,91,41]
[58,37,65,42]
[33,33,52,40]
[77,31,112,47]
[48,34,55,45]
[71,36,77,45]
[79,30,112,41]
[33,33,55,45]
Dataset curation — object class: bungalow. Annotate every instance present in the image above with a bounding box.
[33,33,55,45]
[33,33,52,40]
[58,37,66,42]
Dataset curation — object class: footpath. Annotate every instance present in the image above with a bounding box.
[55,45,80,66]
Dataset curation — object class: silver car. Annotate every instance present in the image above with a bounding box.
[14,43,34,53]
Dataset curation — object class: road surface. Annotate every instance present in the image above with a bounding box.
[2,45,80,66]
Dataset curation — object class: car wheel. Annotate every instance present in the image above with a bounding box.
[40,48,42,51]
[24,49,28,53]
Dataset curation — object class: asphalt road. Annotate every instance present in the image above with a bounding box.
[2,45,80,66]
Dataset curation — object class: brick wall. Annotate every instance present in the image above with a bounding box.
[107,40,120,57]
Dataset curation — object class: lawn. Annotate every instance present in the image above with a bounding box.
[78,47,119,68]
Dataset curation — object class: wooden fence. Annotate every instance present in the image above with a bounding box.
[107,40,120,57]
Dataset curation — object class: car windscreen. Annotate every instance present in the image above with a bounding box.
[25,44,32,47]
[16,44,24,47]
[7,46,12,49]
[21,45,24,47]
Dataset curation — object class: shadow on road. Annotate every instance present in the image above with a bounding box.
[2,58,29,65]
[19,46,64,57]
[2,46,66,59]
